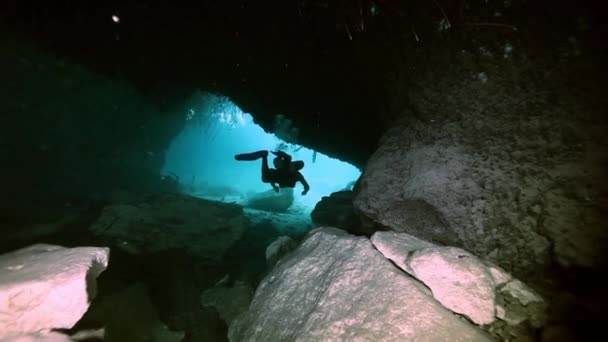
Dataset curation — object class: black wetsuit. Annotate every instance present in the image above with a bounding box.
[262,151,309,191]
[235,150,310,194]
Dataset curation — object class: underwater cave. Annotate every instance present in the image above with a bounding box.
[161,91,361,213]
[1,1,607,341]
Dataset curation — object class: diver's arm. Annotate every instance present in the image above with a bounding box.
[298,173,310,195]
[271,183,280,192]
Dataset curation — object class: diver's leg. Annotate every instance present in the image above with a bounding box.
[262,161,280,192]
[261,155,270,182]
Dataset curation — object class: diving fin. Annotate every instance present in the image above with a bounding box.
[234,150,269,161]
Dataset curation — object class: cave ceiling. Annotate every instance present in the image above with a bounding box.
[2,0,604,166]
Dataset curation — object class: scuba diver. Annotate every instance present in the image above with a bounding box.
[234,150,310,195]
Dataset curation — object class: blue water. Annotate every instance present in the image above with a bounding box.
[161,93,361,212]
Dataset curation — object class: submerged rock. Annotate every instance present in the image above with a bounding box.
[497,279,547,328]
[408,247,496,325]
[311,190,369,235]
[201,281,254,326]
[85,283,184,342]
[353,57,608,275]
[265,235,298,268]
[229,227,492,341]
[0,244,109,339]
[88,193,247,259]
[371,231,547,338]
[245,188,294,213]
[370,230,436,273]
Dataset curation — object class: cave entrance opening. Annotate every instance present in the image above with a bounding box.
[161,91,361,215]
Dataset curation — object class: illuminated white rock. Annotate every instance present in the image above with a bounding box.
[0,244,109,339]
[229,228,492,341]
[370,230,436,274]
[485,262,512,287]
[408,246,496,325]
[4,329,104,341]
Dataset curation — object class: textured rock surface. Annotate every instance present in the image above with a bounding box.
[497,279,547,328]
[371,231,547,338]
[5,329,106,342]
[3,331,75,342]
[244,188,295,213]
[85,283,184,342]
[485,264,512,287]
[88,193,246,258]
[370,230,436,273]
[311,190,368,235]
[229,227,492,342]
[501,279,543,306]
[201,281,253,326]
[0,244,109,338]
[353,38,608,276]
[409,247,496,325]
[265,236,298,268]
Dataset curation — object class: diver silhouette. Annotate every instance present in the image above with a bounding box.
[234,150,310,195]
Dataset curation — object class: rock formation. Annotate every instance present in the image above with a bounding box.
[229,228,493,341]
[0,244,109,340]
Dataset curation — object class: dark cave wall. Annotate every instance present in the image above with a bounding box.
[354,13,608,278]
[1,0,605,229]
[0,0,408,167]
[0,37,184,207]
[2,0,605,170]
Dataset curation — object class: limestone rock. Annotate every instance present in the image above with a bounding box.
[497,279,547,328]
[88,193,246,259]
[370,230,436,274]
[408,246,496,325]
[370,231,545,332]
[265,236,298,268]
[86,283,184,342]
[245,188,294,213]
[311,190,367,235]
[485,263,512,287]
[0,244,109,339]
[542,188,606,269]
[229,228,492,342]
[501,279,543,306]
[244,207,312,236]
[2,331,74,342]
[201,281,253,326]
[3,329,105,342]
[352,82,607,275]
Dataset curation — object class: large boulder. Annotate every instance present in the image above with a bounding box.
[245,188,294,213]
[353,39,608,276]
[229,227,492,341]
[0,244,109,339]
[371,231,547,338]
[88,193,247,258]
